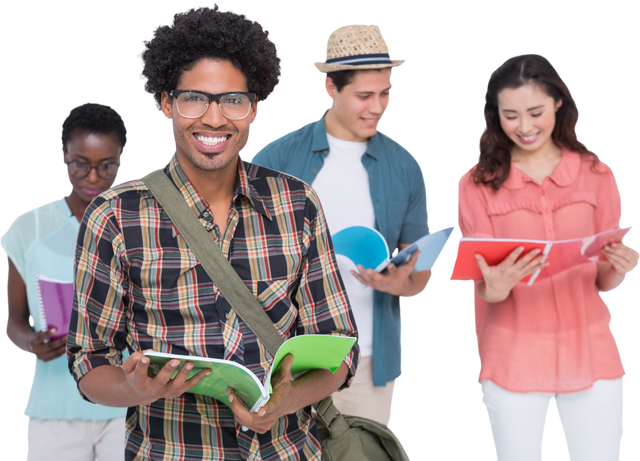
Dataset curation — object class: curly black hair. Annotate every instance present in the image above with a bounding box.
[142,6,280,108]
[61,103,127,151]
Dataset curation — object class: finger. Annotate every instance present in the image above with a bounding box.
[384,263,398,276]
[122,351,145,374]
[363,268,383,282]
[128,354,154,389]
[604,253,632,273]
[387,251,419,275]
[353,267,376,285]
[511,248,541,269]
[603,245,631,261]
[520,260,548,278]
[280,352,295,381]
[152,359,181,387]
[37,336,68,358]
[56,333,69,341]
[475,254,491,274]
[32,328,56,344]
[273,354,294,385]
[168,361,202,393]
[350,270,368,285]
[183,368,212,390]
[358,265,381,283]
[48,341,67,356]
[602,248,627,259]
[227,388,250,417]
[396,254,418,273]
[501,246,526,267]
[48,335,68,349]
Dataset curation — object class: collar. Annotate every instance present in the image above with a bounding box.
[502,149,581,190]
[312,111,381,160]
[165,155,271,220]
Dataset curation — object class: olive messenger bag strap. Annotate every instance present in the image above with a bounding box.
[142,170,338,402]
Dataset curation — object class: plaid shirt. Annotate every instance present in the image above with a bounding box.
[68,155,359,461]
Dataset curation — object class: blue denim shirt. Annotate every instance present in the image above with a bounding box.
[253,113,429,386]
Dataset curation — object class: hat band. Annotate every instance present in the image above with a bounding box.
[326,53,392,66]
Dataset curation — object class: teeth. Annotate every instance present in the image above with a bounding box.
[196,135,227,146]
[520,134,537,141]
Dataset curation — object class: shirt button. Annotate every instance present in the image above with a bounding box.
[540,189,546,196]
[312,169,317,174]
[225,312,230,319]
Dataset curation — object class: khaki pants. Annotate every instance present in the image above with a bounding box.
[28,416,126,461]
[331,356,395,425]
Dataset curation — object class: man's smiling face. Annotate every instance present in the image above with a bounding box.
[326,68,391,142]
[161,58,257,173]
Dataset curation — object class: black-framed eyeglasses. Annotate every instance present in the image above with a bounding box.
[65,159,120,179]
[170,90,256,120]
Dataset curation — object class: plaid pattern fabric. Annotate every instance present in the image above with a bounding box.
[68,155,359,461]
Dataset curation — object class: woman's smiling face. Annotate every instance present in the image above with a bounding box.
[497,83,562,156]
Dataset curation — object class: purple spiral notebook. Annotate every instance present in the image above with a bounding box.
[35,275,74,340]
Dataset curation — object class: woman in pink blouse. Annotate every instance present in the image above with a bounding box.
[459,54,638,461]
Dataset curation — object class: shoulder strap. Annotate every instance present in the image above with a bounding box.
[142,170,336,415]
[142,170,284,356]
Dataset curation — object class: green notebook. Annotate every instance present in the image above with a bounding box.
[145,334,357,412]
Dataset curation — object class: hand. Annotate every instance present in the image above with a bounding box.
[352,250,420,296]
[28,329,67,361]
[602,243,638,275]
[476,246,547,303]
[121,351,211,406]
[227,353,295,434]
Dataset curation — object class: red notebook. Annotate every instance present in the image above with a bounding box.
[451,227,631,285]
[35,275,75,340]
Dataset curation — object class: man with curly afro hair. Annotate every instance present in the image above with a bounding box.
[67,6,359,461]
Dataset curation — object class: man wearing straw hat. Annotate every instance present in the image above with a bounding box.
[254,25,430,425]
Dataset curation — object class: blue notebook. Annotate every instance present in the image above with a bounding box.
[332,226,453,272]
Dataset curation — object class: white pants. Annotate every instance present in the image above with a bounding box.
[482,379,622,461]
[28,417,126,461]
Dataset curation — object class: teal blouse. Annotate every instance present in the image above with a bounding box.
[2,198,126,420]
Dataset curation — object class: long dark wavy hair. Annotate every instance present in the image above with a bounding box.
[474,54,597,190]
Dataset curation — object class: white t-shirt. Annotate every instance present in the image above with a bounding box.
[311,134,375,356]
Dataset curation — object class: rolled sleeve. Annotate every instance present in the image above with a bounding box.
[67,196,130,393]
[295,188,360,388]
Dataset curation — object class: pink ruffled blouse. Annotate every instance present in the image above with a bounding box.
[458,150,624,393]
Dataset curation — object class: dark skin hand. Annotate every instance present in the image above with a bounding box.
[78,350,212,407]
[120,352,212,406]
[6,259,67,361]
[227,354,295,433]
[227,354,349,434]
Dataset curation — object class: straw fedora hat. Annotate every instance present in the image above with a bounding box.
[315,25,404,73]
